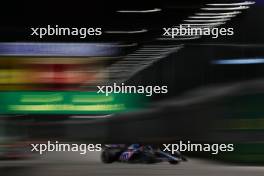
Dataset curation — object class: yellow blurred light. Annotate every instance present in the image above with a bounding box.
[21,94,64,103]
[8,104,125,112]
[72,95,114,103]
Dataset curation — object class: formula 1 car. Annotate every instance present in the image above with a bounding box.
[101,144,187,164]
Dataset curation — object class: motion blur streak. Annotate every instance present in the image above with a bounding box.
[212,58,264,64]
[0,0,264,176]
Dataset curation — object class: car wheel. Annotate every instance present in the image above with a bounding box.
[101,149,115,163]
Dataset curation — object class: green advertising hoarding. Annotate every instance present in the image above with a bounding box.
[0,91,148,114]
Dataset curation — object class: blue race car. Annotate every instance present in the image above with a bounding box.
[101,144,187,164]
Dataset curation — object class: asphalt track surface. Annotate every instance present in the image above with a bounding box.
[1,151,263,176]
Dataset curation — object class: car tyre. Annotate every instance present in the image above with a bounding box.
[101,149,115,164]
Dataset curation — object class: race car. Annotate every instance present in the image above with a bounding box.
[101,144,187,164]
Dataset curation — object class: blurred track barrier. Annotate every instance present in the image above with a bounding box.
[0,57,112,90]
[0,91,148,114]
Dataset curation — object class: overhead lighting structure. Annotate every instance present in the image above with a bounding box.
[180,22,226,26]
[107,1,256,82]
[116,8,162,13]
[206,1,255,6]
[201,6,249,10]
[189,15,236,19]
[105,29,148,34]
[195,11,241,16]
[106,45,183,83]
[184,18,231,22]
